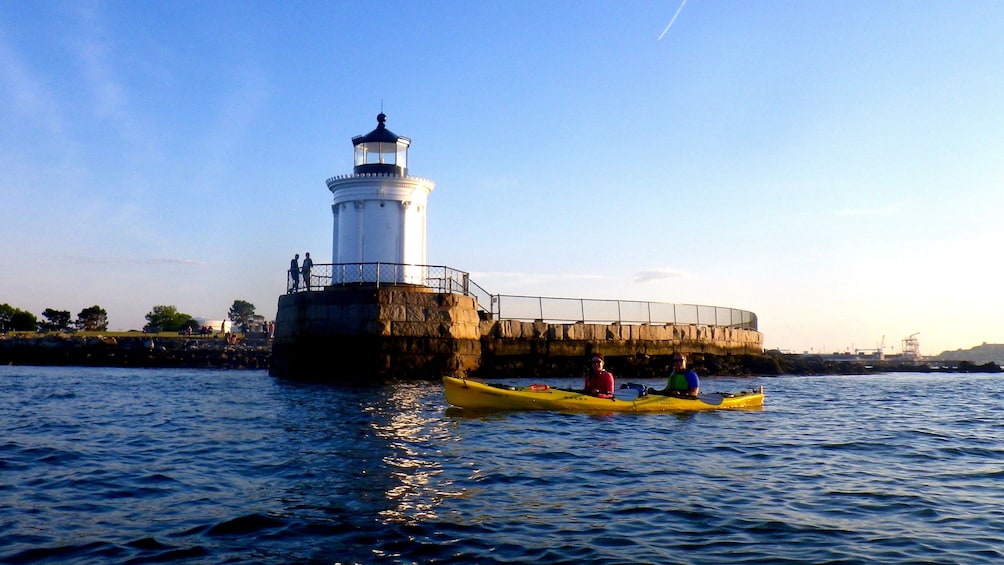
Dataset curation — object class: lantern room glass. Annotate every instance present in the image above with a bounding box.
[355,141,407,169]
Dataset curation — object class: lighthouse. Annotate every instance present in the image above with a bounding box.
[272,114,762,382]
[325,113,435,284]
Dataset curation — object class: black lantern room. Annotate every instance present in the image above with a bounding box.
[352,113,410,176]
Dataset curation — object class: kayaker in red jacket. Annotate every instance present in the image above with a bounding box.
[583,354,615,398]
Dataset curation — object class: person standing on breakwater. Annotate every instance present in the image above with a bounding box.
[289,254,300,292]
[583,353,615,398]
[650,353,700,398]
[301,252,313,291]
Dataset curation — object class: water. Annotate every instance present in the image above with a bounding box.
[1,366,1002,564]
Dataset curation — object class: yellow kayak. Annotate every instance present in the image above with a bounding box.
[443,376,764,413]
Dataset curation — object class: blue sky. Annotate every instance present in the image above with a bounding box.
[2,1,1002,356]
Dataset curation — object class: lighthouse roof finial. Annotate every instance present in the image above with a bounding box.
[353,112,401,145]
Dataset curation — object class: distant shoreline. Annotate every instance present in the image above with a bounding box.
[477,351,1003,380]
[757,353,1002,377]
[2,334,1000,377]
[0,332,269,370]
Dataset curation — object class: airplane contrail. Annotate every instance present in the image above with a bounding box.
[658,0,689,40]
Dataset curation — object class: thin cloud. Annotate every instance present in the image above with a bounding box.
[0,30,65,138]
[633,269,687,283]
[833,205,900,217]
[63,255,207,266]
[470,271,613,282]
[658,0,689,41]
[74,4,126,122]
[71,3,156,157]
[471,270,688,285]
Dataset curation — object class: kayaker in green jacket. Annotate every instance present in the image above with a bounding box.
[649,353,700,398]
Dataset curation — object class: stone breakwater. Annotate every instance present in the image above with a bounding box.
[270,286,763,381]
[270,287,481,380]
[479,319,763,379]
[0,334,269,370]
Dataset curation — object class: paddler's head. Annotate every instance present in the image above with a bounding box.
[590,354,605,371]
[672,353,687,369]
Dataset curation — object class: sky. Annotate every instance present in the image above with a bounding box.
[2,1,1003,356]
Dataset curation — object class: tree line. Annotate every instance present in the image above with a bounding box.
[0,300,259,334]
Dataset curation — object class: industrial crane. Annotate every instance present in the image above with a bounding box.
[902,333,921,362]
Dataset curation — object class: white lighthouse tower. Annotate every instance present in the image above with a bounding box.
[325,114,435,284]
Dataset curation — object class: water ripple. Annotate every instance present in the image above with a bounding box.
[2,368,1004,563]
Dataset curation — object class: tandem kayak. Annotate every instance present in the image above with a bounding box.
[443,376,764,413]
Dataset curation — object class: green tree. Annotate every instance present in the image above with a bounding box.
[75,305,108,331]
[0,304,16,332]
[40,308,72,332]
[144,305,193,333]
[228,299,256,332]
[0,304,38,332]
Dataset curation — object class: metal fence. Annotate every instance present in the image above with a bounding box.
[492,295,757,329]
[289,262,470,294]
[287,262,757,330]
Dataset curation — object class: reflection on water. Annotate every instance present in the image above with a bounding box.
[369,382,460,525]
[269,379,456,528]
[271,379,465,528]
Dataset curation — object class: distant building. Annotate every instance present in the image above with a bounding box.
[193,318,231,333]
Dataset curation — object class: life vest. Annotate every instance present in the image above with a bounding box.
[666,370,690,392]
[585,370,615,397]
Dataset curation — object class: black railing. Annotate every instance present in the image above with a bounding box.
[287,262,757,330]
[290,262,469,294]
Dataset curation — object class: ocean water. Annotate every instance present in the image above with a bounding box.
[1,366,1002,564]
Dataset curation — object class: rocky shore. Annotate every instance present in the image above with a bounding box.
[475,350,1002,380]
[0,333,269,370]
[1,335,999,377]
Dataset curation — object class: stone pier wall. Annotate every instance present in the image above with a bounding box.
[477,319,763,378]
[270,286,482,380]
[270,288,763,381]
[483,319,763,356]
